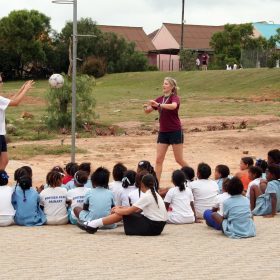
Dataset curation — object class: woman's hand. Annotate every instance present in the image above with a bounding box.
[149,100,159,108]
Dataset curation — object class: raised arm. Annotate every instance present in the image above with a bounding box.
[9,80,34,106]
[149,100,177,110]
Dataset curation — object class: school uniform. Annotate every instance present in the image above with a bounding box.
[189,179,219,218]
[222,195,256,239]
[215,178,224,194]
[203,192,231,230]
[79,187,116,229]
[63,179,75,191]
[12,187,46,226]
[0,185,15,226]
[40,187,68,225]
[67,187,89,224]
[164,187,195,224]
[252,180,280,216]
[120,185,137,207]
[128,189,143,205]
[84,179,93,189]
[246,178,261,200]
[123,190,167,236]
[109,181,123,206]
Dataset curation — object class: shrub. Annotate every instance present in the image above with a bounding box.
[81,56,107,78]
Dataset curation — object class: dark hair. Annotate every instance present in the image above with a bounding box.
[267,149,280,165]
[172,170,186,192]
[266,164,280,180]
[222,178,230,192]
[135,170,149,197]
[181,166,195,181]
[141,174,158,206]
[18,176,32,202]
[137,160,159,191]
[74,170,89,186]
[65,162,79,176]
[122,170,136,189]
[46,171,64,187]
[197,163,211,179]
[255,159,268,173]
[227,177,244,195]
[21,166,33,178]
[51,166,64,174]
[14,167,28,182]
[241,157,254,167]
[112,162,127,181]
[0,170,9,186]
[79,162,91,175]
[215,165,230,178]
[248,166,263,179]
[91,167,110,188]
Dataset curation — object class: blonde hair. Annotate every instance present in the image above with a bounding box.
[164,77,179,95]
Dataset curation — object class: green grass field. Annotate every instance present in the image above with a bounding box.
[2,68,280,135]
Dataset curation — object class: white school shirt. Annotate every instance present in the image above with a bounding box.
[128,189,144,205]
[0,185,16,216]
[189,179,219,218]
[246,178,261,200]
[109,181,123,206]
[164,186,195,223]
[0,96,10,135]
[120,185,137,206]
[133,190,167,221]
[40,187,68,225]
[67,187,89,217]
[213,192,231,216]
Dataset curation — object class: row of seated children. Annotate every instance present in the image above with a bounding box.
[0,149,279,239]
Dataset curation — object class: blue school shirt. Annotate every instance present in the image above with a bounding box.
[216,179,223,193]
[80,187,115,221]
[12,187,46,226]
[252,179,280,216]
[222,195,256,239]
[84,179,93,189]
[62,179,75,191]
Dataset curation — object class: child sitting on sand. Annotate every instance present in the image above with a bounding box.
[235,157,254,192]
[120,170,137,206]
[251,164,280,217]
[188,163,219,219]
[214,164,230,193]
[246,166,262,201]
[211,177,256,239]
[164,170,199,224]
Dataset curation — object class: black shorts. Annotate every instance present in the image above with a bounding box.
[0,135,7,152]
[157,130,184,145]
[123,213,166,236]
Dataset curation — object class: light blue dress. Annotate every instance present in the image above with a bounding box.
[222,195,256,239]
[84,179,93,189]
[252,180,280,216]
[62,179,75,191]
[216,179,223,194]
[79,187,116,229]
[12,187,46,226]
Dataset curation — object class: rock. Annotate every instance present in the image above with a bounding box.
[243,151,249,154]
[21,111,34,119]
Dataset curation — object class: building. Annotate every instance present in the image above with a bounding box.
[97,25,157,66]
[150,23,224,71]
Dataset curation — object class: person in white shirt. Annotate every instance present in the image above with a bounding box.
[0,80,34,170]
[40,171,68,225]
[109,162,127,206]
[246,166,263,201]
[0,170,15,226]
[164,170,200,224]
[128,170,148,205]
[77,174,167,236]
[120,170,137,206]
[204,178,231,230]
[189,163,219,219]
[67,171,89,224]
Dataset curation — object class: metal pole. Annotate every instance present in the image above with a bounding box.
[180,0,185,52]
[71,0,77,162]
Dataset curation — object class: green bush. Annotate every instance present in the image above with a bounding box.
[45,74,97,129]
[81,56,107,78]
[180,49,197,71]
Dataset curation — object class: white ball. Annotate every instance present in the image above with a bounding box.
[49,74,64,89]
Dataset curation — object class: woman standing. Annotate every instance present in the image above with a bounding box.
[144,77,187,182]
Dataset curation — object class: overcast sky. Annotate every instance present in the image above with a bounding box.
[0,0,279,34]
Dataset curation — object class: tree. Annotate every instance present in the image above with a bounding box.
[0,10,51,78]
[45,74,96,129]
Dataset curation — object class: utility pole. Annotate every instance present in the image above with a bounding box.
[180,0,185,70]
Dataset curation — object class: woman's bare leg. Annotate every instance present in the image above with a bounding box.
[155,143,169,182]
[172,144,187,167]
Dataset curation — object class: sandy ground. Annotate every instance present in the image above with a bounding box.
[2,115,280,280]
[6,115,280,187]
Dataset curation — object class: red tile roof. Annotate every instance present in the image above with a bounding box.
[163,23,224,50]
[98,25,156,52]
